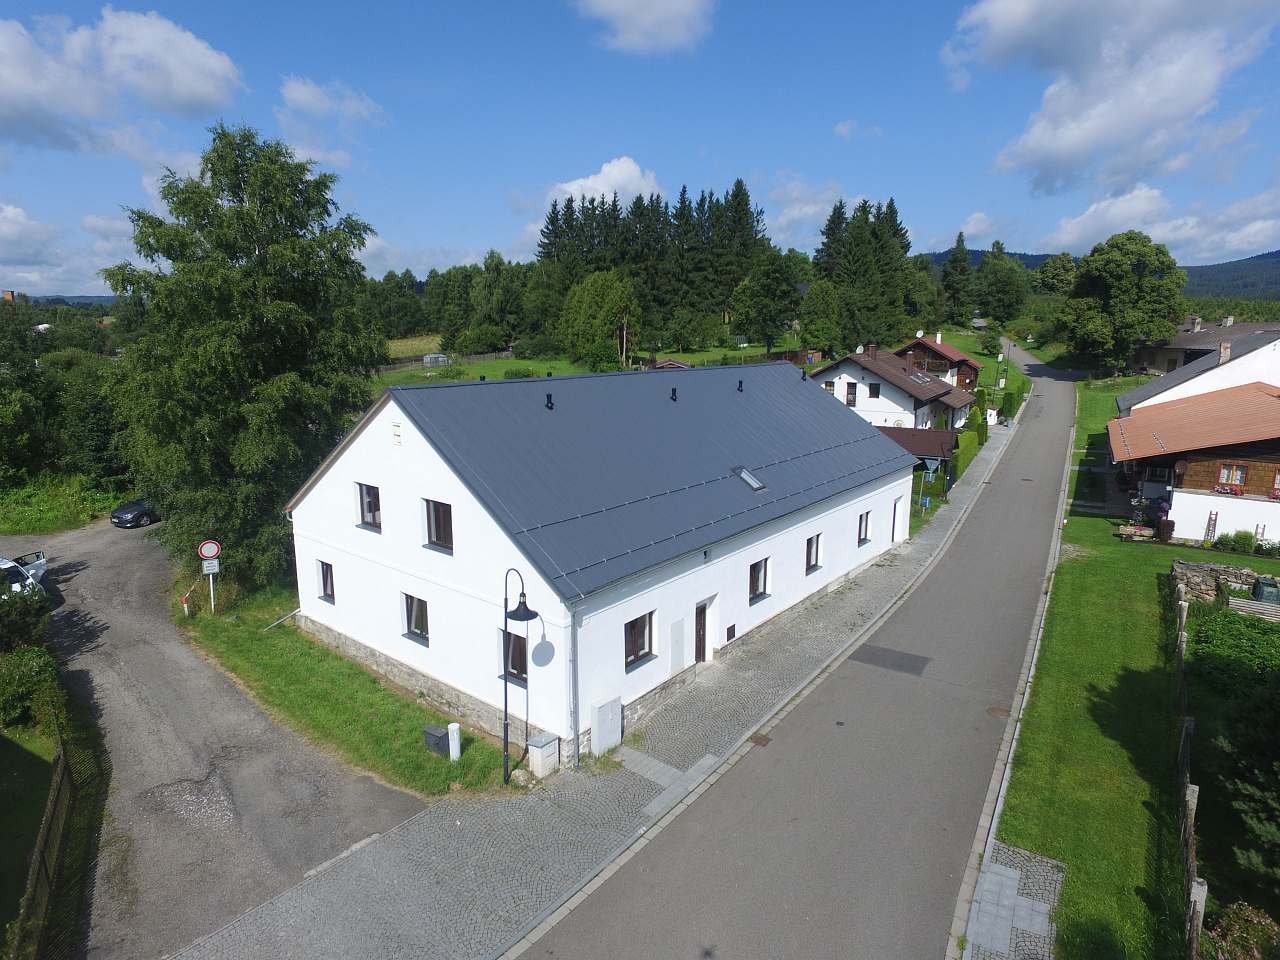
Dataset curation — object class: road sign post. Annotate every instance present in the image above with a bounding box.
[197,541,222,613]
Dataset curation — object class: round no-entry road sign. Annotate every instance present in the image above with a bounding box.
[197,540,222,561]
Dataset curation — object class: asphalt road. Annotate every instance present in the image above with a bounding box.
[527,353,1076,960]
[0,520,423,959]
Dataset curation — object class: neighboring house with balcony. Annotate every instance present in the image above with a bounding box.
[1108,382,1280,542]
[894,333,982,389]
[811,346,976,430]
[284,363,916,764]
[1116,331,1280,417]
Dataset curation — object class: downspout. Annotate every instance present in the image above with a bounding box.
[568,602,582,767]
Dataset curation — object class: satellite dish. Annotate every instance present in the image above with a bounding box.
[855,344,865,354]
[916,329,924,339]
[893,419,905,427]
[1174,460,1188,476]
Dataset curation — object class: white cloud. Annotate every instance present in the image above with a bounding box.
[0,9,240,152]
[1042,182,1280,263]
[274,76,383,170]
[358,234,484,278]
[767,175,847,250]
[548,156,661,202]
[81,213,132,256]
[0,204,58,266]
[960,211,995,240]
[833,119,855,140]
[573,0,715,53]
[943,0,1277,191]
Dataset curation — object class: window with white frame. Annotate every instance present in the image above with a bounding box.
[424,499,453,550]
[845,382,857,407]
[1274,468,1280,490]
[1219,463,1248,485]
[749,558,769,603]
[805,534,821,574]
[318,560,335,602]
[858,510,871,546]
[403,594,428,644]
[823,381,835,394]
[357,483,381,529]
[624,611,654,667]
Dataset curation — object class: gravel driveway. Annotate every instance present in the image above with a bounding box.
[0,520,423,959]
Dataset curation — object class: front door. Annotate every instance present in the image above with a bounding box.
[695,603,707,662]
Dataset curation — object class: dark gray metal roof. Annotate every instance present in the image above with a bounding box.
[390,363,916,601]
[1118,331,1280,415]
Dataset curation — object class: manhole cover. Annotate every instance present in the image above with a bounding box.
[748,732,772,746]
[986,705,1011,719]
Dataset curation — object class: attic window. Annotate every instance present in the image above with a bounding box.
[732,465,766,492]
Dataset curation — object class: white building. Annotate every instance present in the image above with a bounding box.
[285,364,916,764]
[1117,331,1280,417]
[811,347,975,430]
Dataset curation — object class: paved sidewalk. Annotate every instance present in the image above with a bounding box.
[175,420,1019,960]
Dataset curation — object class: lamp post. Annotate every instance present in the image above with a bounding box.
[502,567,538,785]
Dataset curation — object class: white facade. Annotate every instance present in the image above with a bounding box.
[1132,338,1280,412]
[1168,489,1280,542]
[290,397,913,749]
[817,358,969,430]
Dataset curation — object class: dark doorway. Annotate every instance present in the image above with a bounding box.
[695,603,707,662]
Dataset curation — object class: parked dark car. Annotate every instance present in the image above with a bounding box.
[111,499,158,528]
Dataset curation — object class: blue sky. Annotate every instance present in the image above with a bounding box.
[2,0,1279,294]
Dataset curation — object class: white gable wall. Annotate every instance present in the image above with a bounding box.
[819,358,931,428]
[290,398,573,739]
[1133,339,1280,411]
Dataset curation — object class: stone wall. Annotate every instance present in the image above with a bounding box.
[1169,560,1260,603]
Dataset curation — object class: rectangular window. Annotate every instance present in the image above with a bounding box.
[503,629,527,681]
[318,560,335,602]
[1274,469,1280,490]
[358,483,381,529]
[623,611,654,667]
[1147,466,1171,483]
[425,499,453,550]
[858,510,871,546]
[1219,463,1248,485]
[403,594,428,644]
[749,558,769,603]
[823,380,835,394]
[845,382,857,407]
[867,383,881,399]
[805,534,821,574]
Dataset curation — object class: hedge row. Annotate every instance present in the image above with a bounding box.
[953,431,980,483]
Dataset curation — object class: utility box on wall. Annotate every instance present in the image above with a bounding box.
[591,697,623,754]
[527,733,560,778]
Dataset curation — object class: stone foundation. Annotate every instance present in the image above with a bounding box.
[295,613,559,758]
[1170,560,1260,603]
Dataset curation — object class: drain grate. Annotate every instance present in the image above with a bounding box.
[748,732,772,746]
[986,704,1011,719]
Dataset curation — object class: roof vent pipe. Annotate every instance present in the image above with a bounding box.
[801,369,807,380]
[545,392,554,410]
[737,379,743,392]
[670,387,678,402]
[547,371,553,377]
[479,375,486,382]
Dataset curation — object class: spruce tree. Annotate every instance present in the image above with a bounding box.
[942,231,973,324]
[813,200,848,279]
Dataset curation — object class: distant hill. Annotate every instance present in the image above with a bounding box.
[1184,249,1280,300]
[924,248,1280,301]
[29,295,118,305]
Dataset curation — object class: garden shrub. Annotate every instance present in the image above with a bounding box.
[1189,609,1280,695]
[1203,902,1280,960]
[1214,531,1260,555]
[0,646,66,731]
[0,591,52,653]
[426,365,467,382]
[953,431,979,482]
[1216,675,1280,900]
[502,367,536,379]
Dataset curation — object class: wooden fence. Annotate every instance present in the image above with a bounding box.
[1172,583,1209,960]
[7,748,74,959]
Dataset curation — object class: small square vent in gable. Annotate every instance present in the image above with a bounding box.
[391,420,402,446]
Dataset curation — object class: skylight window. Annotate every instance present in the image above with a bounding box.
[732,465,766,492]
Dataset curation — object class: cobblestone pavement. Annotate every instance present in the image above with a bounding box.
[175,422,1018,960]
[967,841,1065,960]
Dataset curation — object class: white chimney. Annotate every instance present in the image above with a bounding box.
[935,331,943,345]
[1192,316,1202,332]
[1223,315,1235,327]
[1219,340,1232,364]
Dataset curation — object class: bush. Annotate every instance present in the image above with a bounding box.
[1203,903,1280,960]
[0,645,66,731]
[502,367,536,379]
[979,329,1003,355]
[1214,531,1259,555]
[1216,674,1280,900]
[426,364,467,382]
[953,431,980,482]
[0,591,52,653]
[511,333,561,360]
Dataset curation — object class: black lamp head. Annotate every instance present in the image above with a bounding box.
[507,591,538,622]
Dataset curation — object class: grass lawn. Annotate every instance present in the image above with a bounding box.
[0,476,121,536]
[923,329,1032,408]
[909,470,945,537]
[386,333,443,360]
[996,517,1280,959]
[372,357,589,395]
[0,724,57,934]
[186,587,507,795]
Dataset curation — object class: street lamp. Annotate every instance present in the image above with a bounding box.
[502,567,538,785]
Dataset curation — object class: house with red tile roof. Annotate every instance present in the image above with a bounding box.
[894,332,982,389]
[810,345,976,430]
